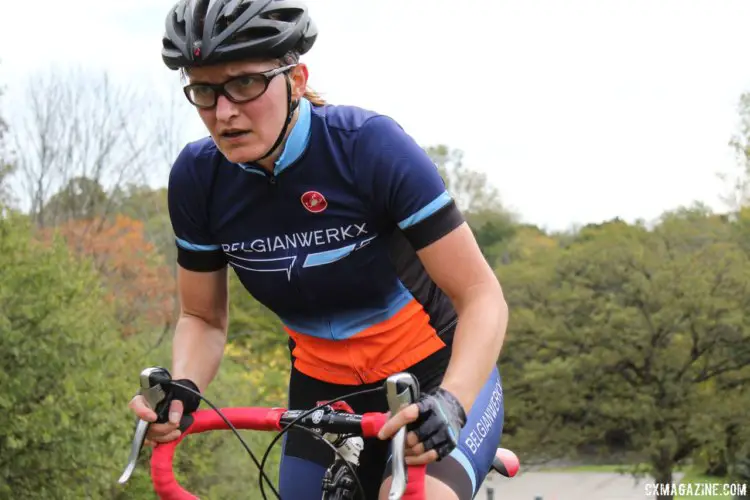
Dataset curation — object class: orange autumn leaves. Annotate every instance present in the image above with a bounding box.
[40,215,175,336]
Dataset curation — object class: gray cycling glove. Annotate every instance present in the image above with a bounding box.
[409,387,467,460]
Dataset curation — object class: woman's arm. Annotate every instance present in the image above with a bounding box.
[171,265,230,392]
[416,222,508,413]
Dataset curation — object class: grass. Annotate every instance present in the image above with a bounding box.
[536,463,659,473]
[674,470,735,500]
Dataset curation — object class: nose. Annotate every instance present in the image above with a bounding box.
[215,94,239,122]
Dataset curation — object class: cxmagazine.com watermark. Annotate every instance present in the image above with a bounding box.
[645,482,747,497]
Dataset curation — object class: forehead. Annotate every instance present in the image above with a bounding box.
[187,59,278,83]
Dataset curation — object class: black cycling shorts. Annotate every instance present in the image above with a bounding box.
[277,328,505,500]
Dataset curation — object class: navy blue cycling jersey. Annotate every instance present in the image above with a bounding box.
[168,97,465,384]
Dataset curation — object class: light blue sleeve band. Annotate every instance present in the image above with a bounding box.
[397,191,453,230]
[176,237,220,251]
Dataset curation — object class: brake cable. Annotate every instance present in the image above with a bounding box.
[167,381,281,498]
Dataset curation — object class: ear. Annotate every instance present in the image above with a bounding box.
[290,63,309,100]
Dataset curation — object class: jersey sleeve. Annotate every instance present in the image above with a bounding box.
[167,144,227,272]
[353,115,465,250]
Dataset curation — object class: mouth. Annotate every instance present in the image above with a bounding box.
[220,129,251,139]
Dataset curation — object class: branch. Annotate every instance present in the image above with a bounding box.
[148,320,174,354]
[614,359,646,386]
[694,360,746,383]
[10,66,159,226]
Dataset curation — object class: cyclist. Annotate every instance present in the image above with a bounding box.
[129,1,509,499]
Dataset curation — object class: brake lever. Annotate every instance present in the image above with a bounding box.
[117,367,173,485]
[384,372,420,500]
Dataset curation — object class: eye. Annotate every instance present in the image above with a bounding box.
[192,85,214,96]
[235,75,257,87]
[225,75,265,100]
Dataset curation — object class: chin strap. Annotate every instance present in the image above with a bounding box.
[255,74,300,166]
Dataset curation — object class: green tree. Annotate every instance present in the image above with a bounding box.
[500,209,750,500]
[425,144,503,214]
[110,184,175,263]
[42,176,109,222]
[485,223,555,267]
[41,214,177,338]
[225,271,290,406]
[730,442,750,499]
[424,144,517,258]
[0,212,151,499]
[720,92,750,210]
[0,163,13,209]
[0,68,14,209]
[11,67,169,228]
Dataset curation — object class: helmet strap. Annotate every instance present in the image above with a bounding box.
[255,75,300,166]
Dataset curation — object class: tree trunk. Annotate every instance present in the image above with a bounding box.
[652,449,675,500]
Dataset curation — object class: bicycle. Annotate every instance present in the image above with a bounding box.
[118,367,520,499]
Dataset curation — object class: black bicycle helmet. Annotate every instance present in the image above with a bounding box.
[162,0,318,70]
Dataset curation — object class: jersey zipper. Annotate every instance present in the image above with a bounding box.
[242,153,364,380]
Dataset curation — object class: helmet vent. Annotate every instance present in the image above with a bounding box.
[217,1,251,32]
[193,0,211,38]
[232,26,278,43]
[260,7,302,23]
[172,13,187,37]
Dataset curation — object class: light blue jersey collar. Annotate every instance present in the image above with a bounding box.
[238,97,312,176]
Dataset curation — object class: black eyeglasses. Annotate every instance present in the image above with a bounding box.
[182,64,296,109]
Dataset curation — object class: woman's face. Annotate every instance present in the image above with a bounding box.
[185,59,307,165]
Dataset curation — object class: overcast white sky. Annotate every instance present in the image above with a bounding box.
[2,0,750,231]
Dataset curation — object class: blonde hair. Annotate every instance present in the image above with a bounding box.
[303,87,326,106]
[281,52,327,106]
